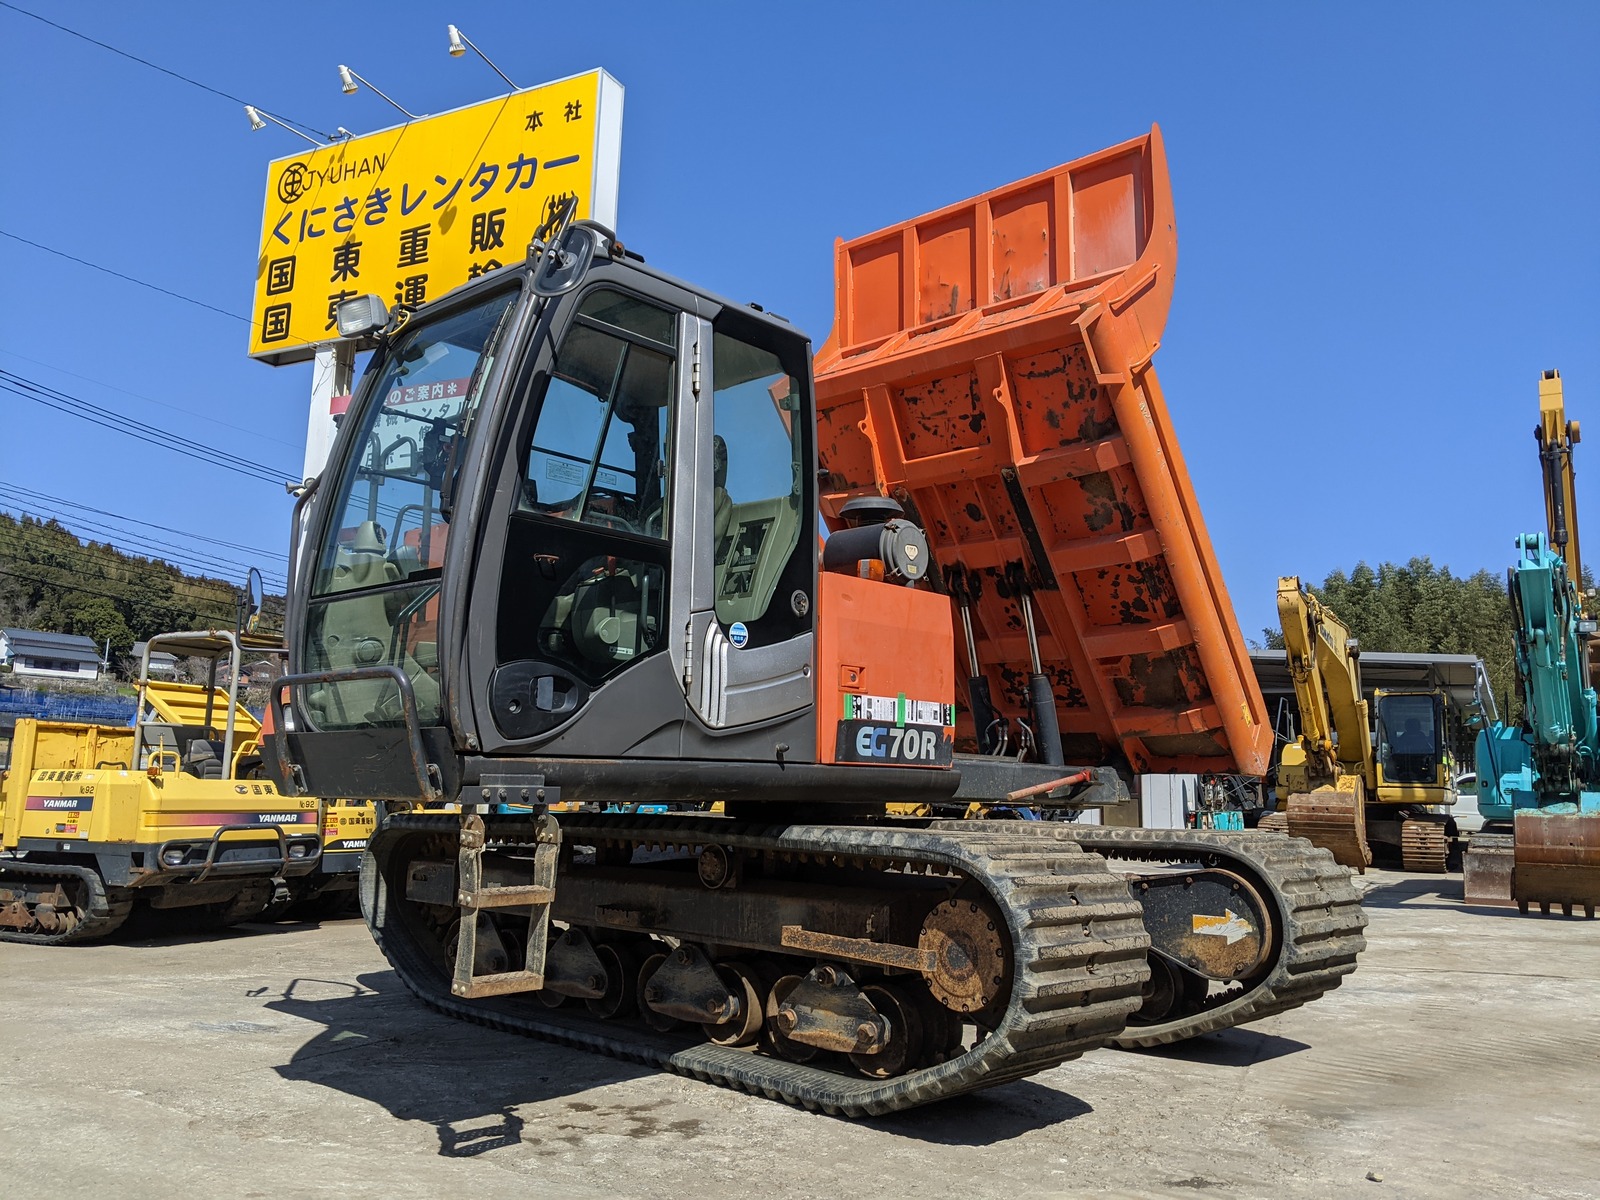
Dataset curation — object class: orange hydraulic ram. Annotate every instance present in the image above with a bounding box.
[814,125,1270,777]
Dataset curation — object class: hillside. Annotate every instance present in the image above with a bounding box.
[0,512,284,668]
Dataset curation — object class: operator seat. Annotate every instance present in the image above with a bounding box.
[183,738,225,780]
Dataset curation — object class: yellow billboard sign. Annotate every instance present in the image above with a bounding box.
[250,69,622,364]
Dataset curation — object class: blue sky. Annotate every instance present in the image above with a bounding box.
[1,2,1595,640]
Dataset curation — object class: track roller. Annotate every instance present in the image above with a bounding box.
[365,812,1151,1116]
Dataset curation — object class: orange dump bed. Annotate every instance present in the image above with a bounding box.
[814,126,1270,777]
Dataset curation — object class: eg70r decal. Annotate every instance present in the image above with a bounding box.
[835,720,953,766]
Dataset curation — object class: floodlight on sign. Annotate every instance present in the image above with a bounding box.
[337,64,421,119]
[443,24,519,89]
[245,104,323,147]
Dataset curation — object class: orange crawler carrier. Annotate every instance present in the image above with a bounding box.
[815,126,1270,777]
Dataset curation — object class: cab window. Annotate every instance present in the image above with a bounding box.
[521,290,674,539]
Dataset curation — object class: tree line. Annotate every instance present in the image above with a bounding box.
[0,513,284,674]
[1262,557,1521,721]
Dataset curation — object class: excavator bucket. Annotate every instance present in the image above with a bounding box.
[1512,810,1600,917]
[814,127,1271,775]
[1287,785,1372,874]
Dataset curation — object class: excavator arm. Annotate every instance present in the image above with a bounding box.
[1268,577,1375,871]
[1538,369,1582,592]
[1464,370,1600,914]
[1275,577,1373,791]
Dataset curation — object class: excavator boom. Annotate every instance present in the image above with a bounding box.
[1268,578,1374,871]
[1464,371,1600,914]
[1274,576,1373,787]
[1538,369,1582,590]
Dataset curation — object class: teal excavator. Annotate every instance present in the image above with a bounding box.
[1463,370,1600,916]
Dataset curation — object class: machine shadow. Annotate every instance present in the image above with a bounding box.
[112,919,332,948]
[258,969,1103,1149]
[257,969,654,1158]
[1124,1027,1309,1066]
[1357,877,1465,909]
[866,1081,1093,1144]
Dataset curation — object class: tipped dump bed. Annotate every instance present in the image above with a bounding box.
[814,127,1270,777]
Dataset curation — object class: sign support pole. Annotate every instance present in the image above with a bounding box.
[304,342,355,482]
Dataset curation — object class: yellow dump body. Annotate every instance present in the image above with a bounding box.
[141,680,264,738]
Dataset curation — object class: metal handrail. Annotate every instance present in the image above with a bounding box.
[161,823,289,884]
[269,664,442,801]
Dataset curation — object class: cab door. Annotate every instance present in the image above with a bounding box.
[465,280,699,757]
[683,308,817,733]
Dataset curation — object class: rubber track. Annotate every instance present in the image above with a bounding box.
[933,826,1368,1049]
[1400,819,1448,873]
[364,813,1152,1117]
[0,860,133,945]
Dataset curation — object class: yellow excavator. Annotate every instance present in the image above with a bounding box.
[1261,578,1457,872]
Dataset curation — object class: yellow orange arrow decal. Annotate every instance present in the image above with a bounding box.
[1192,909,1253,945]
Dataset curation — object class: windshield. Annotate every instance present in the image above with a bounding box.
[1377,693,1440,784]
[302,287,519,729]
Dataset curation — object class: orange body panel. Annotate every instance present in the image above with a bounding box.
[814,126,1269,777]
[815,571,957,766]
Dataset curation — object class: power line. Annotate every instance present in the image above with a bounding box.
[0,482,289,561]
[3,380,291,487]
[0,553,276,633]
[0,348,302,453]
[0,492,290,581]
[0,2,335,140]
[1,371,300,486]
[0,231,326,351]
[0,230,248,324]
[0,563,285,640]
[0,503,290,595]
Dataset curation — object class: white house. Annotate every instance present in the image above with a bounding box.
[0,628,102,680]
[130,641,181,678]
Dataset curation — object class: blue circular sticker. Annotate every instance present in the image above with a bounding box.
[729,622,749,649]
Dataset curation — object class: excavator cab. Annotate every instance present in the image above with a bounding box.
[276,220,822,803]
[1373,690,1446,790]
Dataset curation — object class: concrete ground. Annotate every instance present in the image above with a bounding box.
[2,869,1597,1200]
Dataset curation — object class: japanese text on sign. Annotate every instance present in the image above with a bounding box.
[250,69,622,364]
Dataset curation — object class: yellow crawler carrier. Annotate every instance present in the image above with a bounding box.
[0,630,325,944]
